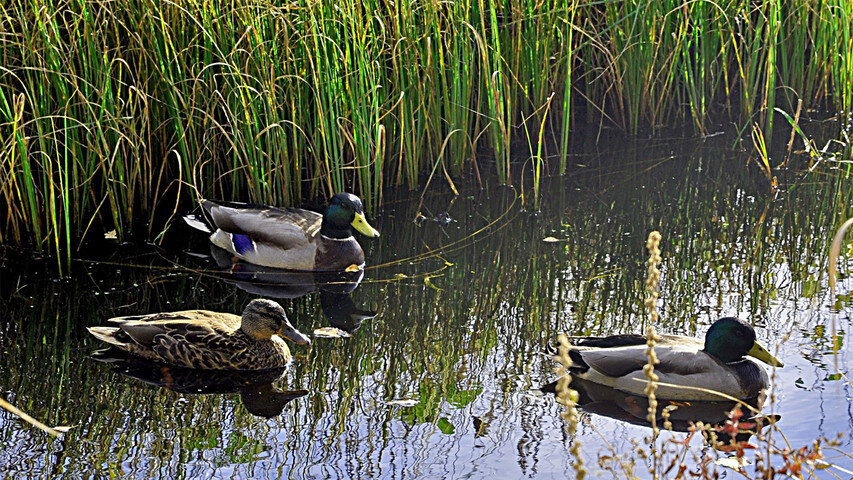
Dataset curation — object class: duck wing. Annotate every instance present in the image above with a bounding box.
[148,325,247,370]
[575,333,703,349]
[577,334,647,348]
[575,344,651,377]
[576,341,709,378]
[109,310,241,328]
[108,311,241,346]
[202,201,322,247]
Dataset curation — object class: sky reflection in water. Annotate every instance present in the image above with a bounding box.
[1,139,852,479]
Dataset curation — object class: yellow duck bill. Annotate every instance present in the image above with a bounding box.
[747,341,783,367]
[351,212,380,238]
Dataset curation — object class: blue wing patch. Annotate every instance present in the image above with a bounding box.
[231,233,255,255]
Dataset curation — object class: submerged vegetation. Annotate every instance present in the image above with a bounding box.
[1,0,853,269]
[1,148,851,476]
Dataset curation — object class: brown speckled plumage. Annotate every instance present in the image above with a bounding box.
[88,299,310,370]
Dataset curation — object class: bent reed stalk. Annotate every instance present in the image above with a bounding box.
[1,0,852,270]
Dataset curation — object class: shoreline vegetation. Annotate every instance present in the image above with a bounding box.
[2,0,853,271]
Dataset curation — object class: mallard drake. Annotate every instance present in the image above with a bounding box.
[184,193,380,271]
[562,317,783,401]
[87,299,310,370]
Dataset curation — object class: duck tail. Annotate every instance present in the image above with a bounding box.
[87,326,127,347]
[182,198,221,233]
[539,379,559,394]
[568,349,590,372]
[184,199,238,233]
[183,213,212,233]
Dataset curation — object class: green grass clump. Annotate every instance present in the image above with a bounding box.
[1,0,852,270]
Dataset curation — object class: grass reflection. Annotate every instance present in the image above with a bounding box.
[0,139,851,478]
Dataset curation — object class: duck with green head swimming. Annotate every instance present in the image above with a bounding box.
[562,317,783,401]
[184,192,380,271]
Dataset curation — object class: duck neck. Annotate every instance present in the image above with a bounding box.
[240,325,273,341]
[702,341,745,363]
[321,219,352,239]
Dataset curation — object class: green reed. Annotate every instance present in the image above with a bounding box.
[2,0,853,269]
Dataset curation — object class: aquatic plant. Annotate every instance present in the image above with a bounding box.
[643,231,662,477]
[553,333,586,479]
[2,0,853,271]
[1,146,851,477]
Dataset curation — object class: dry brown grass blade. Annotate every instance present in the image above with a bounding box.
[0,396,63,437]
[828,217,852,374]
[828,217,853,295]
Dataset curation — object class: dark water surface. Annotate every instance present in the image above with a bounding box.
[2,138,852,479]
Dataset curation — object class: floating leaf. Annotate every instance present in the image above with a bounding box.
[104,230,117,240]
[313,327,350,338]
[386,398,418,407]
[447,388,482,408]
[714,456,750,469]
[542,236,559,243]
[344,264,361,273]
[394,273,408,279]
[424,276,442,291]
[437,417,455,434]
[832,334,844,351]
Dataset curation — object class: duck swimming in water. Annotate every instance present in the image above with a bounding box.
[562,317,783,401]
[87,299,310,370]
[184,192,379,271]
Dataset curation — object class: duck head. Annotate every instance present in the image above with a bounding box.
[241,299,311,345]
[322,193,380,239]
[704,317,783,367]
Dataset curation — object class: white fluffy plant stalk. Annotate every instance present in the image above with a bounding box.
[555,333,588,479]
[644,231,663,478]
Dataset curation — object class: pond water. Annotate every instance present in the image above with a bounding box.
[1,136,852,479]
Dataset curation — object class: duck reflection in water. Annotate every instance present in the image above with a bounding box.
[541,377,778,448]
[92,350,308,418]
[207,245,378,334]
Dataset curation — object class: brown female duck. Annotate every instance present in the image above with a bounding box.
[87,299,310,370]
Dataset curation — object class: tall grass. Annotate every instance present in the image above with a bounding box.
[1,0,852,270]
